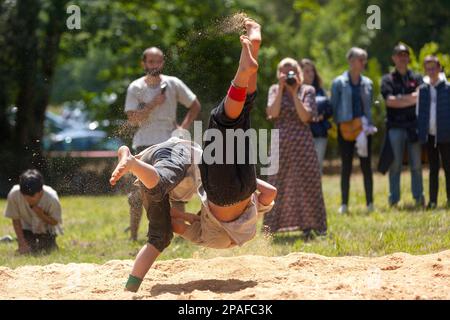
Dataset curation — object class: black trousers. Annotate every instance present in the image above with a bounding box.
[139,140,192,252]
[23,230,58,254]
[128,145,151,238]
[426,135,450,204]
[338,132,373,205]
[199,92,257,206]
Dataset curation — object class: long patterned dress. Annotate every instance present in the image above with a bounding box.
[263,84,327,233]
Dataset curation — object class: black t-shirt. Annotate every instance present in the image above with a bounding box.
[381,69,423,125]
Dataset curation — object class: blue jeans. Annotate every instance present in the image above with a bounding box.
[313,137,327,174]
[388,128,424,204]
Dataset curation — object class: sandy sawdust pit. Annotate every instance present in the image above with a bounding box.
[0,250,448,299]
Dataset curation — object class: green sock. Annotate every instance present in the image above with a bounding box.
[125,274,143,292]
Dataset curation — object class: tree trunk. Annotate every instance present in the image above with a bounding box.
[13,0,41,174]
[33,0,67,170]
[14,0,66,164]
[7,0,66,191]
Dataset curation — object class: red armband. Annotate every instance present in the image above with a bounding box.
[227,83,247,102]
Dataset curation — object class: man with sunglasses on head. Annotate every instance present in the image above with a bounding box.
[417,55,450,209]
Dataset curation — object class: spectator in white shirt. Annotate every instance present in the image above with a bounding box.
[3,169,62,255]
[124,47,201,240]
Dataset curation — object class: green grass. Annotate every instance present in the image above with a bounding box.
[0,171,449,268]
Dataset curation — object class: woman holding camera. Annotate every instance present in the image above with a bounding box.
[264,58,327,239]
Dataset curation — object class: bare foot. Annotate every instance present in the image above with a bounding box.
[235,35,258,82]
[244,18,261,46]
[110,146,135,186]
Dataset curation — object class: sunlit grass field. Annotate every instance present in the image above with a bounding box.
[0,171,449,268]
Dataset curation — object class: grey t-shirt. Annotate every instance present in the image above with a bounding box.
[136,137,202,203]
[4,185,63,235]
[125,75,197,149]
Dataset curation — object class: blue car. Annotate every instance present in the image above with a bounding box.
[45,128,123,152]
[8,107,124,152]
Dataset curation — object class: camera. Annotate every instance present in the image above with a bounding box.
[285,71,296,86]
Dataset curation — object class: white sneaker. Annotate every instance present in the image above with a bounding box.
[338,204,348,214]
[367,203,375,213]
[0,235,13,243]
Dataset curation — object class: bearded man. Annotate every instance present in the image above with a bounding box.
[124,47,201,241]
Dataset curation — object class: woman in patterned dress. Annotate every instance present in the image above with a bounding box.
[263,57,327,238]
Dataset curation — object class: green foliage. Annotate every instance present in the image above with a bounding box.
[2,0,450,197]
[416,42,450,75]
[45,1,449,123]
[48,0,450,152]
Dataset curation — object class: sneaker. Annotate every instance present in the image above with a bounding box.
[426,202,437,210]
[0,235,14,243]
[367,203,375,213]
[415,197,425,208]
[338,204,348,214]
[389,201,399,208]
[302,229,313,241]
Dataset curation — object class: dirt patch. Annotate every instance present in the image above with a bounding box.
[218,12,248,35]
[0,250,448,300]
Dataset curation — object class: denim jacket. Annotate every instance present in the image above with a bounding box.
[331,71,373,124]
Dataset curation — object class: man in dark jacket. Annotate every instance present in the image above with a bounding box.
[416,55,450,209]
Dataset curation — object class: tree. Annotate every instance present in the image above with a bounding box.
[0,0,67,196]
[2,0,450,196]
